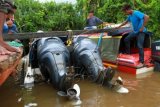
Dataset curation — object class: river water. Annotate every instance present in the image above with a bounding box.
[0,71,160,107]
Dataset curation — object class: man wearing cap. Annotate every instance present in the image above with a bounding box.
[0,0,20,54]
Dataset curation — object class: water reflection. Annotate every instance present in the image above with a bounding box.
[20,88,37,107]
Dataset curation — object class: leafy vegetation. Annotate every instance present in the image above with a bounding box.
[15,0,160,40]
[15,0,84,32]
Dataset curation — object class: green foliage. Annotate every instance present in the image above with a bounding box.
[14,0,160,40]
[134,0,160,40]
[15,0,84,32]
[76,0,160,40]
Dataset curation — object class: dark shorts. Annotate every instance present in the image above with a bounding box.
[0,0,13,13]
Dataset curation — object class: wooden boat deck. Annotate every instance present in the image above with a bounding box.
[0,48,23,85]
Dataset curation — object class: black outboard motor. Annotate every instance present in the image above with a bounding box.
[72,36,115,85]
[152,40,160,71]
[30,37,72,91]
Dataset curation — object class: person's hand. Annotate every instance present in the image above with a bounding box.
[6,20,13,27]
[139,27,144,32]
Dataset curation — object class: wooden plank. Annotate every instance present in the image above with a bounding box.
[3,28,118,40]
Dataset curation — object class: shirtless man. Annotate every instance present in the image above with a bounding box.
[0,0,20,55]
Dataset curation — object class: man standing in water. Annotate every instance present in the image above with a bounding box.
[116,4,150,67]
[0,0,20,54]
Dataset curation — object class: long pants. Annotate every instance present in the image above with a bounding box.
[124,32,145,63]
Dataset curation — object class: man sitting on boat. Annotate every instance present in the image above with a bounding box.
[84,10,103,30]
[0,0,20,55]
[6,5,18,34]
[116,4,150,68]
[3,8,18,34]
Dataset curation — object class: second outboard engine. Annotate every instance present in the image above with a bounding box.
[72,36,115,85]
[152,40,160,71]
[31,37,72,91]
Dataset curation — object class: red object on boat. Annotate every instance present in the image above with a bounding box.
[103,48,154,74]
[117,48,152,67]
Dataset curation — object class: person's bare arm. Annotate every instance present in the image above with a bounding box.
[116,20,128,29]
[139,14,149,32]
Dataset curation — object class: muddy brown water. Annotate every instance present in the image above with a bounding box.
[0,71,160,107]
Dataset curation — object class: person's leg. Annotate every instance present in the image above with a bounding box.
[84,26,93,30]
[137,32,145,63]
[124,32,137,54]
[84,26,97,30]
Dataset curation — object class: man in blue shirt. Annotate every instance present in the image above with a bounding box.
[117,4,150,67]
[84,10,103,30]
